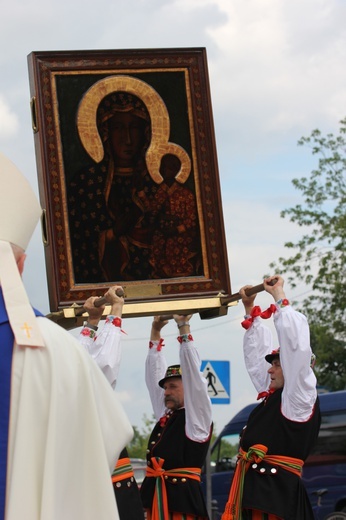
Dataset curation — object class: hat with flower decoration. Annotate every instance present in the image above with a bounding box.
[265,348,280,364]
[159,364,182,388]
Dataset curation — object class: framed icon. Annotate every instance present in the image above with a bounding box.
[28,47,231,316]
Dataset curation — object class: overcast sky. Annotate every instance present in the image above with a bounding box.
[1,0,345,433]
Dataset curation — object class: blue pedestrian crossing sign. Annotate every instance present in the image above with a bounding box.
[201,360,230,404]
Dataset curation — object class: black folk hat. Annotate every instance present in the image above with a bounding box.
[265,348,280,364]
[158,364,182,388]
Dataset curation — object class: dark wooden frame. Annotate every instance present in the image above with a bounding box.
[28,47,231,313]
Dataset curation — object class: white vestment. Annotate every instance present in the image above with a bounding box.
[5,316,133,520]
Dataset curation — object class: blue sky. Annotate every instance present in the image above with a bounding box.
[1,0,345,433]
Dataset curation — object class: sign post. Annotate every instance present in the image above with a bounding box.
[201,360,230,518]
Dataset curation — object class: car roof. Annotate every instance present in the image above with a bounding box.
[213,390,346,448]
[318,390,346,413]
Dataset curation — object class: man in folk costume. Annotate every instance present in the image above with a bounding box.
[140,315,213,520]
[222,275,320,520]
[79,286,145,520]
[0,152,133,520]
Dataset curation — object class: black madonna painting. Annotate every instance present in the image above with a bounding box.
[28,48,231,312]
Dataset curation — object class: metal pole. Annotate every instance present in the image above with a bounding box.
[205,445,212,518]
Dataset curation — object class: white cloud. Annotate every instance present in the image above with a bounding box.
[206,0,346,154]
[0,95,19,138]
[114,390,132,403]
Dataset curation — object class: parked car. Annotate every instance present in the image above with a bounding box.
[202,390,346,519]
[130,458,147,488]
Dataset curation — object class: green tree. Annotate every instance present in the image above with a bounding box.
[309,324,346,391]
[269,117,346,390]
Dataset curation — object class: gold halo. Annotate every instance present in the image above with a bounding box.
[77,75,191,184]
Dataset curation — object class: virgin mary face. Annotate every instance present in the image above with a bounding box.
[109,111,147,168]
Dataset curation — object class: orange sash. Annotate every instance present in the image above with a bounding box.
[221,444,303,520]
[146,457,201,520]
[112,456,135,483]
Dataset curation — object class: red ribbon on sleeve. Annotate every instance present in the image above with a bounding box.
[241,304,277,330]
